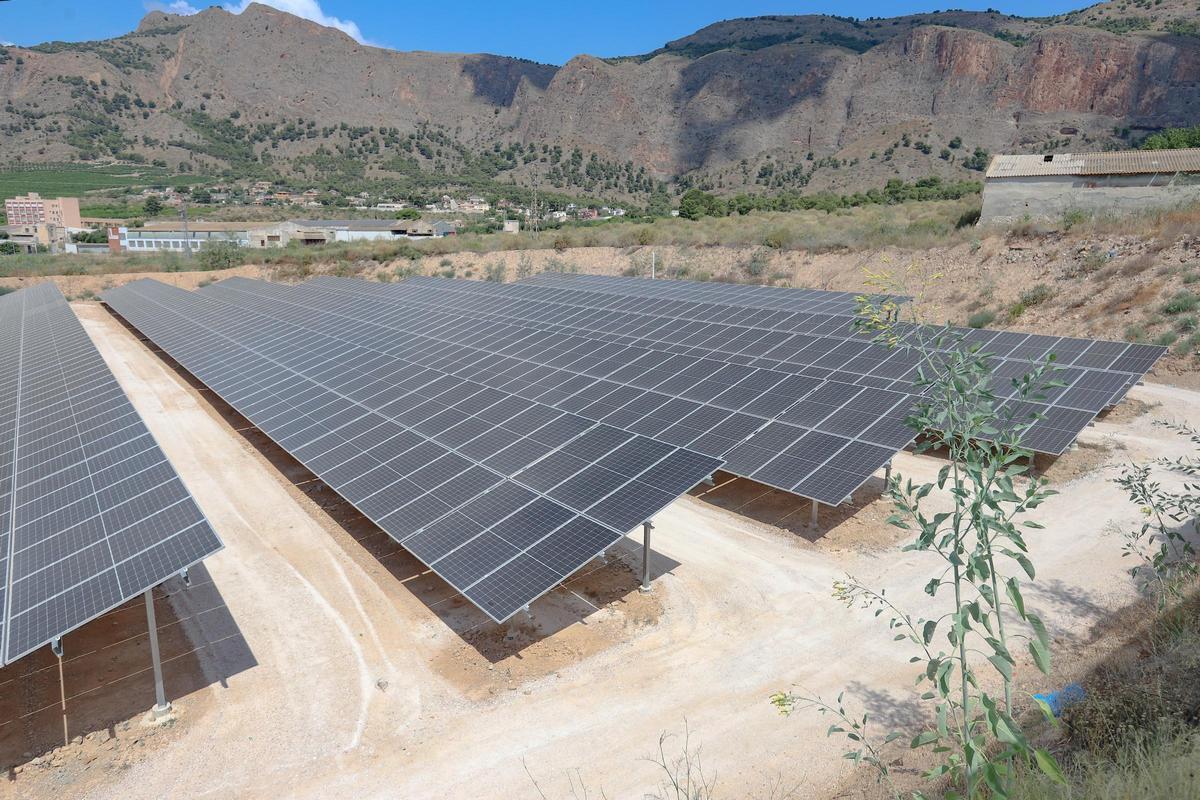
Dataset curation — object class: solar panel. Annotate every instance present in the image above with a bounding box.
[410,275,1161,412]
[203,277,908,505]
[0,283,222,666]
[364,275,1160,444]
[520,272,900,316]
[298,273,1163,492]
[102,280,720,622]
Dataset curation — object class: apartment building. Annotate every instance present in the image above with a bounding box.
[3,192,83,229]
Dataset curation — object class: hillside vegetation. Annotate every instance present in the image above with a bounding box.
[1,1,1197,202]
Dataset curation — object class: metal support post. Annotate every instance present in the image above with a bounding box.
[145,589,171,718]
[884,460,892,486]
[810,500,819,527]
[640,521,653,592]
[52,638,67,746]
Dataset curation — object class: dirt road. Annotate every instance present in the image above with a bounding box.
[5,304,1191,800]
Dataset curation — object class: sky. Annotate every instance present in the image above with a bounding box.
[0,0,1089,64]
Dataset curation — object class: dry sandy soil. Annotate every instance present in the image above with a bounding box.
[0,301,1193,800]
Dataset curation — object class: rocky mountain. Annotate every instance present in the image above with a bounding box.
[0,1,1198,201]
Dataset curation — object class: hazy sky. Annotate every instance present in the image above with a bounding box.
[1,1,1088,64]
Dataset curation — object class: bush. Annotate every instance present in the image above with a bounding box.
[744,248,771,278]
[196,241,244,272]
[955,207,981,228]
[1125,324,1148,343]
[1019,283,1054,307]
[483,261,505,283]
[967,309,996,328]
[1161,291,1200,315]
[763,227,794,249]
[1061,209,1089,230]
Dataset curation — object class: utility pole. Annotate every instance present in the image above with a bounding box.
[180,201,191,258]
[530,174,540,238]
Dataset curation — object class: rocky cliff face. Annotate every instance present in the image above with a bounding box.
[0,1,1197,195]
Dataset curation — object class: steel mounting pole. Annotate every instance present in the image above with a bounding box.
[145,589,171,718]
[810,500,819,527]
[640,521,654,592]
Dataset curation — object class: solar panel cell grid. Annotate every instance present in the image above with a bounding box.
[224,279,904,500]
[407,274,1158,412]
[106,279,720,623]
[0,283,222,666]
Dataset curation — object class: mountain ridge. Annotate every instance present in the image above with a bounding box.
[1,1,1198,201]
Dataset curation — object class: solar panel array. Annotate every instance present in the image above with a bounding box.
[207,276,914,506]
[518,272,1161,406]
[523,271,898,315]
[395,274,1160,451]
[0,283,221,666]
[270,274,1160,505]
[102,280,721,623]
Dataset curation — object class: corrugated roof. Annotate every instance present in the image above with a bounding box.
[140,220,252,232]
[985,148,1200,178]
[291,219,401,231]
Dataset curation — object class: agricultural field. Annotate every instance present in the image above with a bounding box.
[0,163,207,199]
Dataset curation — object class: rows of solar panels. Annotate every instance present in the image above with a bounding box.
[512,273,1160,407]
[524,272,901,315]
[426,274,1159,418]
[102,280,721,623]
[228,274,1162,506]
[197,276,911,505]
[0,283,221,666]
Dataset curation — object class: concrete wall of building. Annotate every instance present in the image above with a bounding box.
[981,173,1200,225]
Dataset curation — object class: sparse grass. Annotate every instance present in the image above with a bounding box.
[1173,332,1200,356]
[1007,302,1026,321]
[1080,246,1110,275]
[1160,291,1200,315]
[1125,324,1148,343]
[1155,331,1179,347]
[1175,315,1198,333]
[1007,728,1200,800]
[1119,253,1156,277]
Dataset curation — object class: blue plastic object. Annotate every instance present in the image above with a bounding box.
[1034,682,1086,717]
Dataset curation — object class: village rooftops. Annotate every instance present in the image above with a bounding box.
[986,148,1200,179]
